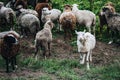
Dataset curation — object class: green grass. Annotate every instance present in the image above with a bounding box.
[18,56,120,80]
[0,55,120,80]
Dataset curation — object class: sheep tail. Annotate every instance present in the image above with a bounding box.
[92,16,96,35]
[92,16,96,26]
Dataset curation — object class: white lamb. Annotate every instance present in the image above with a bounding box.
[75,30,96,70]
[72,4,96,35]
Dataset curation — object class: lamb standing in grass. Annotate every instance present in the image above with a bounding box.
[75,30,96,70]
[34,19,54,59]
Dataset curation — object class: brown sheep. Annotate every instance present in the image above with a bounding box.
[14,0,28,9]
[59,4,76,40]
[0,31,20,72]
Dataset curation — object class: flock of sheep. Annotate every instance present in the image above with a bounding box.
[0,0,119,72]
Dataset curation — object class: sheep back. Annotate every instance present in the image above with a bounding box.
[20,14,40,34]
[60,11,76,30]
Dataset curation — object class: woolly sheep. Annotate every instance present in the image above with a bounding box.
[0,30,20,72]
[34,19,54,59]
[102,6,120,44]
[99,2,116,34]
[75,30,96,70]
[0,2,16,29]
[72,4,96,35]
[17,13,40,37]
[59,4,76,40]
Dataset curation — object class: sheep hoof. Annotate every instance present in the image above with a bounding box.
[108,41,113,44]
[80,61,84,64]
[15,65,18,69]
[20,35,24,38]
[87,68,90,70]
[13,70,16,72]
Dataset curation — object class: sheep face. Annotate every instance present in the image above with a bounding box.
[75,30,85,42]
[64,4,72,11]
[42,7,51,15]
[102,6,114,16]
[4,36,16,44]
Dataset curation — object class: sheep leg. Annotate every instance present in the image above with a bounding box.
[93,26,95,36]
[80,54,86,64]
[64,29,67,40]
[6,59,9,73]
[11,57,15,71]
[14,57,18,69]
[48,42,51,56]
[87,25,91,33]
[86,51,90,70]
[34,45,39,58]
[78,46,82,59]
[90,50,92,62]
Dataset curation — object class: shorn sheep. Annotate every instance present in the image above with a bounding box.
[34,19,54,59]
[99,2,116,34]
[75,30,96,70]
[0,2,15,29]
[16,11,40,37]
[72,4,96,35]
[0,30,20,72]
[59,4,76,40]
[102,6,120,44]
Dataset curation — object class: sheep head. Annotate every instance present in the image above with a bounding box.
[75,30,86,45]
[105,2,115,7]
[102,6,113,16]
[0,2,4,8]
[72,4,79,12]
[72,4,78,7]
[64,4,72,11]
[44,19,54,30]
[42,7,51,15]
